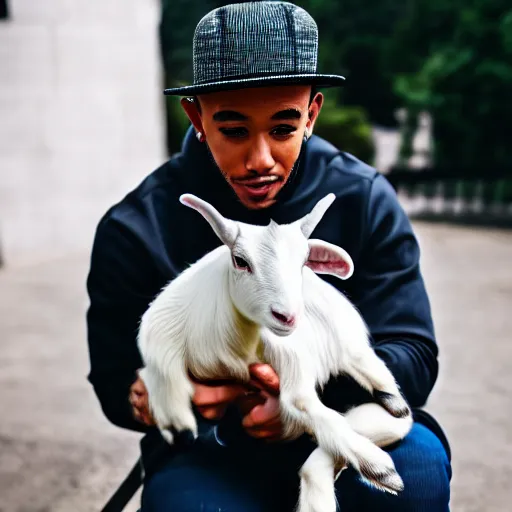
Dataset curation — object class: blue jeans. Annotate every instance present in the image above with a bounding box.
[141,422,451,511]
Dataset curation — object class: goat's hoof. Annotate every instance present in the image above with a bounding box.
[374,390,411,419]
[160,428,175,445]
[160,426,197,447]
[359,461,404,495]
[165,426,197,446]
[173,428,197,447]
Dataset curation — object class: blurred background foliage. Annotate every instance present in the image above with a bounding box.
[159,0,512,175]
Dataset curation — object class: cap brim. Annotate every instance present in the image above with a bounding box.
[164,74,345,96]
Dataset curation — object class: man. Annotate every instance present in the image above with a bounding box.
[86,2,451,511]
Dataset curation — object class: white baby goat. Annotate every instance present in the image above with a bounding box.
[137,192,413,512]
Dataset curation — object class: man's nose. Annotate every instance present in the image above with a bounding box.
[245,135,275,173]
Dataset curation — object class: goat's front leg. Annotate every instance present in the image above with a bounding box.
[139,360,197,446]
[345,345,411,420]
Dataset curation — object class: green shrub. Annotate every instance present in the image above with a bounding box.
[314,100,375,165]
[164,93,192,156]
[392,0,512,172]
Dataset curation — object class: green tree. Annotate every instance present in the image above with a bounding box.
[159,0,218,154]
[393,0,512,171]
[297,0,407,127]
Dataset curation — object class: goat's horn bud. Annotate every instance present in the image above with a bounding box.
[299,193,336,238]
[180,193,239,248]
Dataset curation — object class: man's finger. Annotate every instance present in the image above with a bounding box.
[245,427,281,439]
[129,393,147,408]
[132,401,149,417]
[242,399,281,428]
[132,406,152,425]
[188,372,239,387]
[192,384,248,407]
[132,402,155,425]
[245,418,282,432]
[236,392,266,416]
[244,417,283,438]
[140,412,155,426]
[248,363,280,395]
[196,404,228,420]
[131,378,147,395]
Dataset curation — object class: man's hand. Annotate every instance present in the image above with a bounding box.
[130,364,284,442]
[129,372,156,426]
[191,378,249,420]
[239,363,283,442]
[129,370,253,426]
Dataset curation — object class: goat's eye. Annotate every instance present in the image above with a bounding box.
[233,255,251,272]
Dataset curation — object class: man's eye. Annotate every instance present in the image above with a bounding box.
[219,127,248,138]
[270,125,296,137]
[233,255,252,272]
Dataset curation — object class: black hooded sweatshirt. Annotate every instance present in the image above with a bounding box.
[86,126,450,462]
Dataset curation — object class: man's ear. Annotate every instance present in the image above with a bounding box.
[307,92,324,133]
[305,239,354,280]
[180,97,204,134]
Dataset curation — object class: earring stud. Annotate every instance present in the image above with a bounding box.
[196,131,204,142]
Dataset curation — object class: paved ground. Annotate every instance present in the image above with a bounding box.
[1,222,511,511]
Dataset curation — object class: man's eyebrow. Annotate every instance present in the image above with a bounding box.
[271,109,302,120]
[212,110,248,122]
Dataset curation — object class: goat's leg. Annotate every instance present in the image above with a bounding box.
[263,337,403,498]
[345,402,413,447]
[297,447,339,512]
[139,361,197,445]
[344,346,411,419]
[267,348,404,495]
[280,386,404,495]
[295,402,413,512]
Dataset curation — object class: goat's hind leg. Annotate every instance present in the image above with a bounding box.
[297,447,339,512]
[345,402,413,448]
[264,337,403,503]
[346,346,411,419]
[296,403,412,512]
[280,384,404,497]
[139,362,197,445]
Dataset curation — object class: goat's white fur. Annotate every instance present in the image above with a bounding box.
[137,193,413,512]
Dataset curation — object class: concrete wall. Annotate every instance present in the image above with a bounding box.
[0,0,166,267]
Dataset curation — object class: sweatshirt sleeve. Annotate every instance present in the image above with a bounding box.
[323,174,439,411]
[357,174,438,406]
[86,215,162,433]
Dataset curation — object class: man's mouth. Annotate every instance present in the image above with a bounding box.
[232,175,281,203]
[233,175,280,188]
[231,175,282,201]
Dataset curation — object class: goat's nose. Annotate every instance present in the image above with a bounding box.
[271,309,296,326]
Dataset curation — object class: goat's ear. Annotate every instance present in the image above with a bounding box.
[180,194,238,248]
[299,193,336,239]
[306,239,354,280]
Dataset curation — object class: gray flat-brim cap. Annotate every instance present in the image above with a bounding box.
[164,1,345,96]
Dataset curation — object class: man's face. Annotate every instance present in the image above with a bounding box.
[181,85,323,210]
